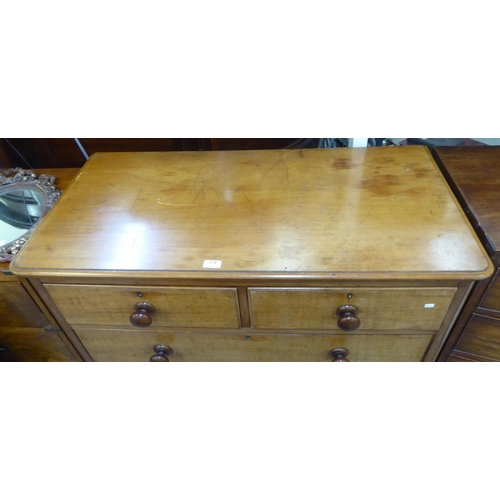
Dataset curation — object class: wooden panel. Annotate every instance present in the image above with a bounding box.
[0,329,76,362]
[249,287,457,331]
[44,285,241,329]
[455,314,500,360]
[433,146,500,257]
[447,353,475,362]
[209,139,307,150]
[478,268,500,312]
[10,147,492,281]
[0,143,11,169]
[76,329,433,362]
[0,282,51,328]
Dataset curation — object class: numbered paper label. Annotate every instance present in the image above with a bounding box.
[203,260,222,269]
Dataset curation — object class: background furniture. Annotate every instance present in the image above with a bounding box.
[10,147,492,361]
[0,168,80,361]
[434,147,500,361]
[0,139,319,170]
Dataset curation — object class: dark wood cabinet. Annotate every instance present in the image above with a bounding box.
[434,146,500,361]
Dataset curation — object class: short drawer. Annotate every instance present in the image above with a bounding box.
[76,329,433,362]
[248,287,457,331]
[478,268,500,313]
[455,314,500,361]
[45,285,241,329]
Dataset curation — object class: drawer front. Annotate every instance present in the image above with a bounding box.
[76,329,433,362]
[0,329,76,362]
[455,314,500,361]
[45,285,241,329]
[478,268,500,313]
[0,282,51,329]
[248,287,457,331]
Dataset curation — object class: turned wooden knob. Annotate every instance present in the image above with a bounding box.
[150,344,172,362]
[331,348,350,362]
[130,302,156,327]
[337,304,360,331]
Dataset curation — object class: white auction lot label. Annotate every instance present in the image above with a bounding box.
[203,260,222,269]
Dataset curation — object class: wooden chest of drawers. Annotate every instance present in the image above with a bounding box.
[9,147,493,361]
[434,146,500,361]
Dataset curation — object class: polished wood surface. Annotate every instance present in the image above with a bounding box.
[76,329,433,362]
[248,287,456,331]
[433,147,500,361]
[11,147,492,280]
[44,285,241,328]
[433,146,500,256]
[8,150,491,361]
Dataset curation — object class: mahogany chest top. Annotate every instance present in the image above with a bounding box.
[10,146,492,281]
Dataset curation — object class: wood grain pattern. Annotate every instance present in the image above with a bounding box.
[433,146,500,257]
[10,147,492,281]
[433,147,500,361]
[248,287,456,331]
[76,329,433,362]
[7,150,491,362]
[455,314,500,360]
[44,285,241,328]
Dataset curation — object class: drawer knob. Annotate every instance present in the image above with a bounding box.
[130,302,156,327]
[150,344,172,362]
[331,348,350,362]
[337,304,360,331]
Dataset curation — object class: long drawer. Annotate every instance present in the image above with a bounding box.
[248,287,457,331]
[75,328,434,362]
[44,285,241,329]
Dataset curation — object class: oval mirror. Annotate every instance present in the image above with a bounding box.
[0,168,61,262]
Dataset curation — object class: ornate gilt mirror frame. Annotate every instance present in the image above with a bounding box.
[0,168,61,262]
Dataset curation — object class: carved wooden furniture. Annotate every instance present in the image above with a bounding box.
[434,147,500,361]
[1,168,80,361]
[9,147,493,361]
